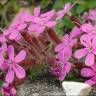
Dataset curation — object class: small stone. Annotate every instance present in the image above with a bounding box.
[62,81,92,96]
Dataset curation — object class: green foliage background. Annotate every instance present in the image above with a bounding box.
[0,0,96,29]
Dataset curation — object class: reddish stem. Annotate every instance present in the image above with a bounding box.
[47,28,62,44]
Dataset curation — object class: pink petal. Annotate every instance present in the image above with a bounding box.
[80,34,93,47]
[85,79,96,85]
[13,64,26,79]
[0,43,7,54]
[63,46,72,61]
[92,36,96,48]
[46,21,57,27]
[56,10,64,20]
[85,53,94,66]
[64,62,71,73]
[11,87,16,95]
[28,24,38,32]
[0,61,9,70]
[14,50,26,63]
[69,39,77,47]
[74,48,88,59]
[70,27,82,38]
[57,46,72,61]
[5,66,14,83]
[9,30,19,40]
[80,23,94,33]
[0,55,4,67]
[17,23,27,31]
[0,35,6,43]
[59,62,71,81]
[63,34,69,44]
[4,29,11,36]
[63,3,71,13]
[15,33,22,41]
[36,26,45,34]
[8,45,14,60]
[89,9,96,20]
[81,68,95,77]
[41,10,55,20]
[33,6,40,16]
[91,64,96,72]
[55,43,64,52]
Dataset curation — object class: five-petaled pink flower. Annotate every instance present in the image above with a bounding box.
[56,3,74,20]
[51,54,71,81]
[74,34,96,66]
[4,10,32,40]
[5,45,26,83]
[28,7,56,36]
[55,34,77,61]
[81,64,96,85]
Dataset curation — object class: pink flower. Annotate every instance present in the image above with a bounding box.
[56,3,74,20]
[4,10,32,40]
[1,83,16,96]
[55,34,77,61]
[51,34,76,80]
[51,60,71,81]
[81,64,96,85]
[5,45,26,83]
[28,7,56,36]
[74,34,96,66]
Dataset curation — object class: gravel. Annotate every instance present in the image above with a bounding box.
[17,79,65,96]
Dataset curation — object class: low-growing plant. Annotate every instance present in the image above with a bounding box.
[0,2,96,96]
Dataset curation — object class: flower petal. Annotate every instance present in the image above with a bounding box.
[54,43,64,52]
[70,27,82,38]
[46,21,57,27]
[81,68,95,77]
[36,26,45,35]
[0,43,7,53]
[9,30,19,40]
[59,62,71,81]
[17,23,27,31]
[74,48,88,59]
[14,50,26,63]
[11,87,16,95]
[41,10,55,20]
[57,46,72,61]
[13,64,26,79]
[80,34,93,47]
[33,7,40,16]
[80,23,93,33]
[0,55,4,68]
[8,45,14,61]
[5,66,14,83]
[85,79,96,85]
[85,53,94,66]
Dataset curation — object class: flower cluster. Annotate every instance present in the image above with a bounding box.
[0,3,74,95]
[1,2,96,96]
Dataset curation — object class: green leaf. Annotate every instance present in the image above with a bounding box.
[62,16,74,29]
[76,5,86,14]
[53,0,65,10]
[85,0,96,9]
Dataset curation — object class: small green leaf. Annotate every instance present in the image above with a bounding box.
[62,16,74,29]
